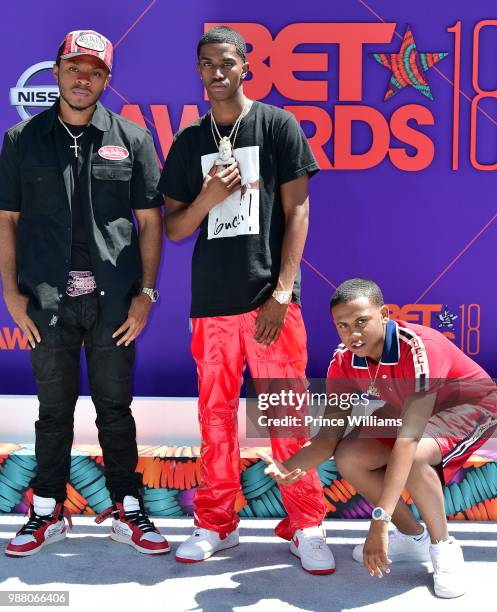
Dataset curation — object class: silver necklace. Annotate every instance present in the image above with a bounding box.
[366,358,382,398]
[58,116,87,158]
[210,101,250,165]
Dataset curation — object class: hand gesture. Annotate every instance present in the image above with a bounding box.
[201,163,241,209]
[363,521,392,578]
[254,297,288,346]
[256,450,306,486]
[112,293,152,347]
[4,290,40,348]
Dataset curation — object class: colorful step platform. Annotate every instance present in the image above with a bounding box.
[1,444,497,521]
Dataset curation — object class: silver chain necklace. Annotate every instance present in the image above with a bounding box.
[210,101,250,164]
[58,116,87,158]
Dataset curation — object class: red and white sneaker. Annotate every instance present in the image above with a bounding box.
[290,526,335,575]
[5,503,72,557]
[175,527,239,563]
[95,498,170,555]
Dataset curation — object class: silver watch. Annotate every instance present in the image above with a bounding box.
[141,287,159,303]
[371,506,392,522]
[272,289,292,305]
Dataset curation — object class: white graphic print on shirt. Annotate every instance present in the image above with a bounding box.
[201,145,260,240]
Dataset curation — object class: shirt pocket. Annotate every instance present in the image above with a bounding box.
[91,163,133,217]
[21,167,64,216]
[92,164,133,182]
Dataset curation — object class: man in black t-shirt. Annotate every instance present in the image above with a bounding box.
[159,26,333,574]
[0,30,169,557]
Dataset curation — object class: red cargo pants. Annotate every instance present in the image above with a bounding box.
[191,303,327,540]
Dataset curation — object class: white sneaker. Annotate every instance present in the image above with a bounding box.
[290,526,335,575]
[175,527,239,563]
[352,526,431,564]
[430,536,465,598]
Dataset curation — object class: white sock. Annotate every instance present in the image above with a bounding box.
[33,495,56,516]
[122,495,140,513]
[432,536,452,546]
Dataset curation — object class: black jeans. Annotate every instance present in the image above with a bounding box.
[29,292,141,503]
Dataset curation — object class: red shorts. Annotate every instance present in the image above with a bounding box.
[377,404,497,484]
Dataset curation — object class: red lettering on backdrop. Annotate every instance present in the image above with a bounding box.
[120,104,200,160]
[334,105,390,170]
[284,105,333,169]
[447,21,462,171]
[150,105,200,159]
[120,103,164,166]
[206,22,396,101]
[470,20,497,171]
[389,105,435,171]
[119,24,438,170]
[121,103,434,171]
[268,24,329,100]
[0,327,29,350]
[388,304,442,327]
[285,105,433,171]
[120,104,147,127]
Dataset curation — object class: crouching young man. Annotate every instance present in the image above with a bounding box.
[260,278,497,598]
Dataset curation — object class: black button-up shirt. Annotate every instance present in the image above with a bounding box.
[0,100,162,327]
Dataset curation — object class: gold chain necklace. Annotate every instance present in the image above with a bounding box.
[366,358,382,397]
[365,326,387,397]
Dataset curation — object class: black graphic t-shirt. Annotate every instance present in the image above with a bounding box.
[158,101,319,317]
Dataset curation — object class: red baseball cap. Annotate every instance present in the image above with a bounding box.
[57,30,113,72]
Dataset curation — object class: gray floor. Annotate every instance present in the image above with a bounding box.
[0,516,494,612]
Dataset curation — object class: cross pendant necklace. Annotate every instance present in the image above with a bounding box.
[58,116,86,158]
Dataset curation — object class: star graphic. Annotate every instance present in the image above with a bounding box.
[371,26,448,101]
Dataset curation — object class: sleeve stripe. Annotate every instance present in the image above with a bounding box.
[398,327,430,391]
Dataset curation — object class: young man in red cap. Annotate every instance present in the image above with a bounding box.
[261,278,497,598]
[0,30,168,556]
[159,25,332,574]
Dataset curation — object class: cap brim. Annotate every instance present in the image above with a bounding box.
[60,52,111,71]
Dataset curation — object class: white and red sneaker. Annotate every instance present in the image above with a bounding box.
[175,527,239,563]
[95,497,170,555]
[290,526,335,575]
[5,503,71,557]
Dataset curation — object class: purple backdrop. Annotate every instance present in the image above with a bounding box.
[0,0,496,397]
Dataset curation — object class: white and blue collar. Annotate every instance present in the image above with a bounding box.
[352,319,400,369]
